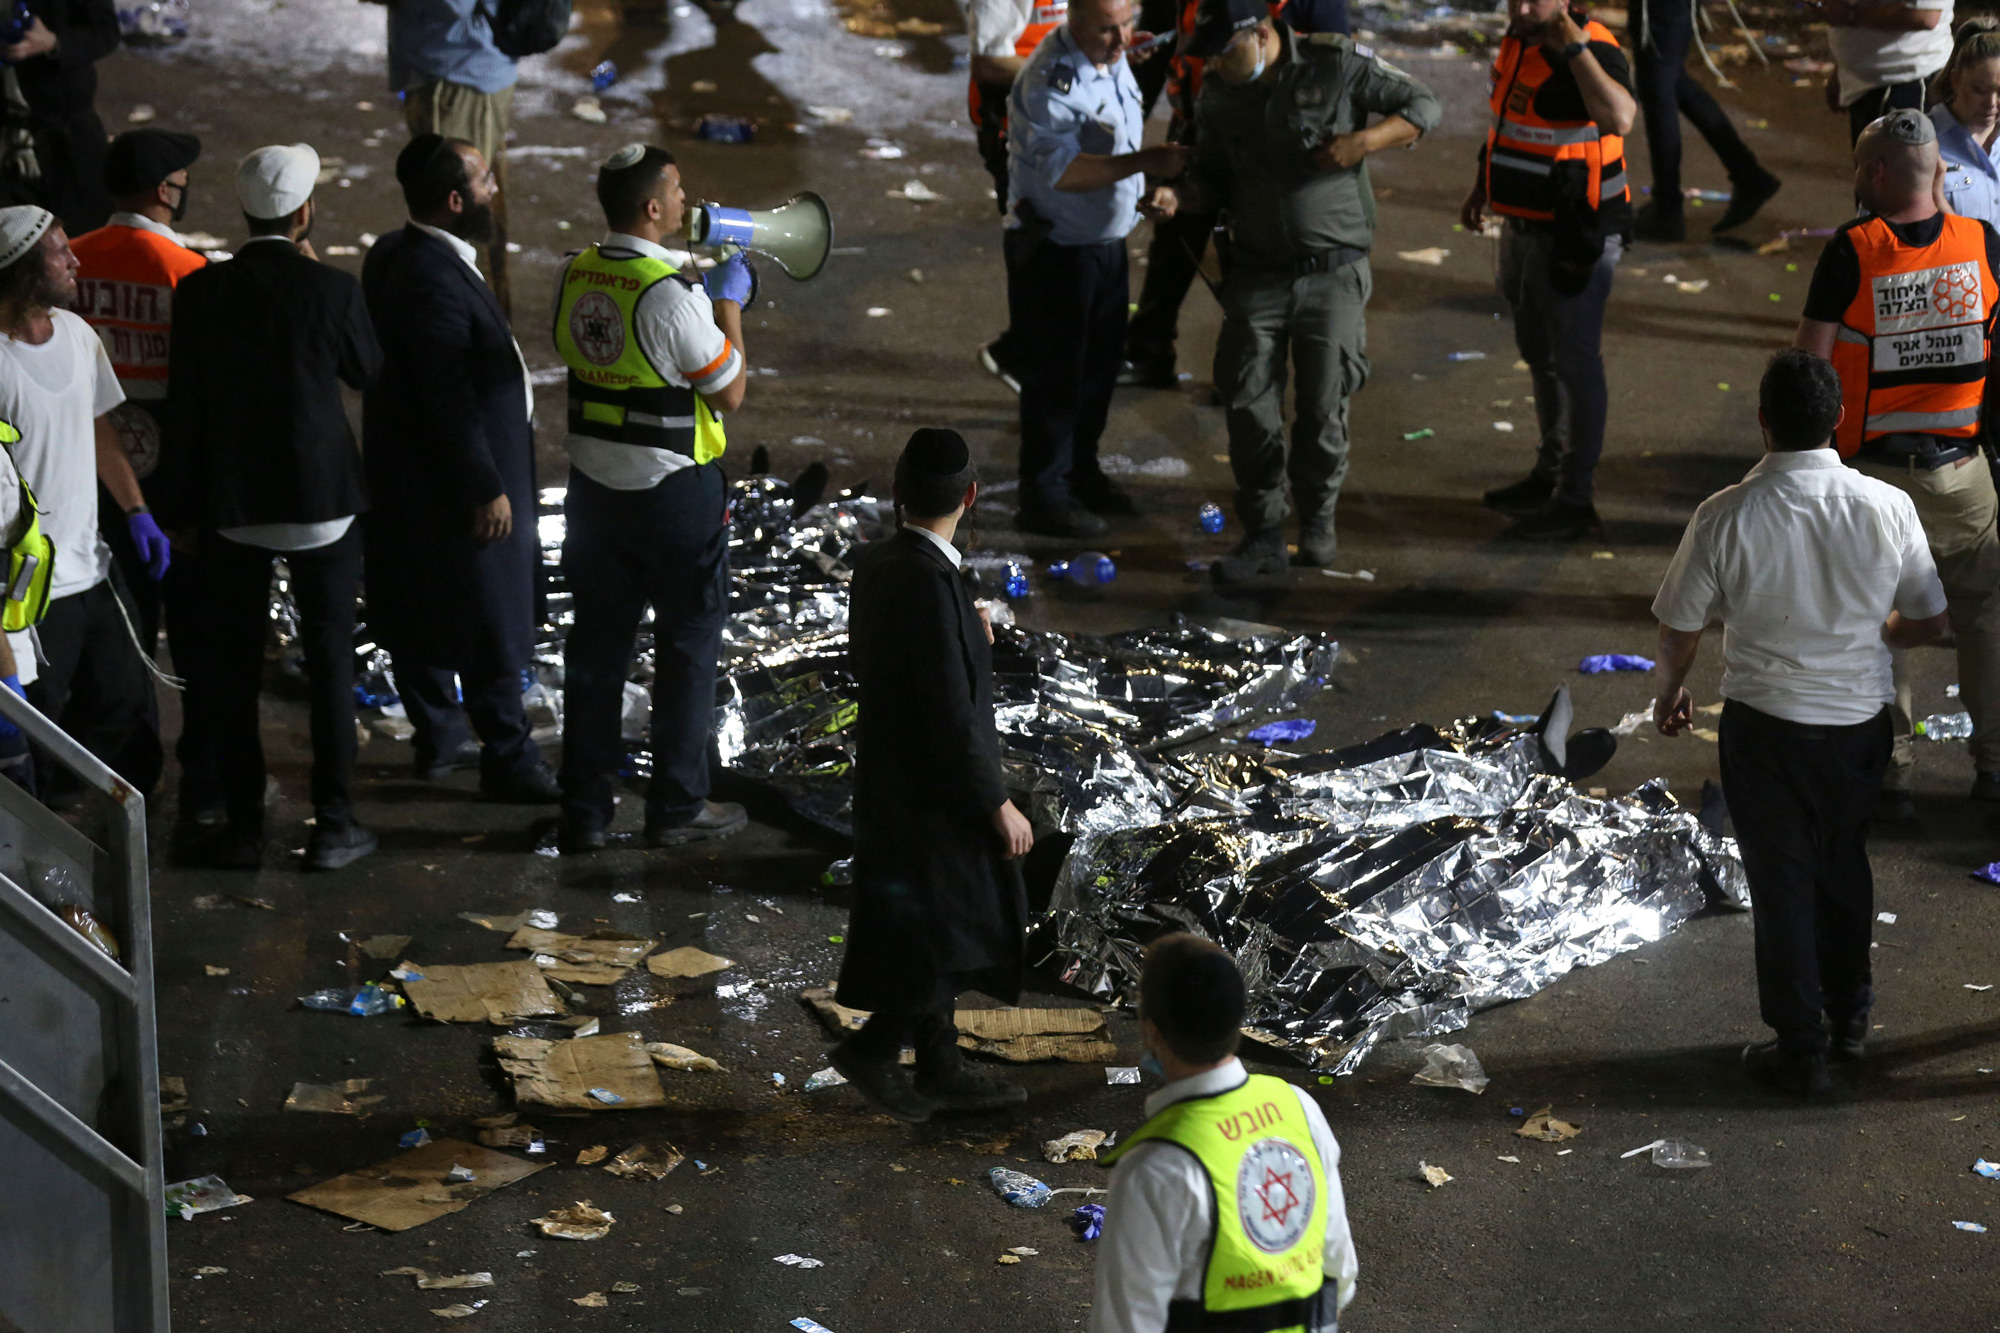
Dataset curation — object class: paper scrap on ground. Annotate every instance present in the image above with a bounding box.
[288,1139,546,1232]
[800,987,1117,1062]
[1419,1161,1452,1188]
[775,1254,825,1268]
[802,1067,847,1091]
[431,1302,487,1318]
[646,1041,726,1072]
[532,1201,616,1240]
[1517,1106,1582,1142]
[604,1141,685,1181]
[997,1253,1022,1264]
[1106,1066,1142,1084]
[460,909,530,932]
[1954,1220,1989,1233]
[495,1032,668,1110]
[573,1292,608,1307]
[646,946,736,979]
[354,933,412,959]
[401,960,565,1025]
[165,1175,252,1219]
[507,927,657,984]
[284,1078,385,1116]
[1042,1129,1115,1163]
[1877,912,1897,924]
[577,1146,608,1165]
[381,1268,495,1290]
[1397,247,1449,265]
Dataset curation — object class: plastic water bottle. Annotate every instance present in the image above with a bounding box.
[1918,711,1974,739]
[1197,502,1225,535]
[1003,561,1030,599]
[1061,552,1116,587]
[591,60,619,91]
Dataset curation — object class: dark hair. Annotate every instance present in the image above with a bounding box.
[397,133,476,217]
[242,212,293,236]
[0,235,52,310]
[895,460,975,518]
[1140,932,1245,1065]
[1760,349,1844,450]
[597,145,677,230]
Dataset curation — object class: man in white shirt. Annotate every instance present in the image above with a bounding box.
[1652,349,1950,1097]
[1823,0,1955,143]
[551,145,751,852]
[1094,934,1356,1333]
[0,205,167,797]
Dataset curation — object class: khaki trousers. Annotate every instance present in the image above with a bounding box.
[404,81,514,314]
[1855,454,2000,781]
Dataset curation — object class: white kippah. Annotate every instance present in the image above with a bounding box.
[604,143,647,170]
[237,143,320,218]
[0,206,52,270]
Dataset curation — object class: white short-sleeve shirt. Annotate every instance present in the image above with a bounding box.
[966,0,1034,57]
[559,233,742,492]
[1830,0,1953,103]
[0,310,123,601]
[1652,448,1947,726]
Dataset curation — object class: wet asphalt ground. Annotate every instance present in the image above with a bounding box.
[66,1,2000,1328]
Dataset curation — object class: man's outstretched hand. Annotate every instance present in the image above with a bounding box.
[992,799,1033,859]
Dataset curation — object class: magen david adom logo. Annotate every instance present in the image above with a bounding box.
[569,290,626,366]
[1237,1138,1316,1254]
[1932,262,1983,322]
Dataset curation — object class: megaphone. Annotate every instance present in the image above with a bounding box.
[686,191,833,280]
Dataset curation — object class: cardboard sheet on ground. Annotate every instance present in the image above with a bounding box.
[401,960,565,1024]
[799,987,1118,1063]
[494,1032,667,1110]
[506,927,657,984]
[645,946,736,980]
[287,1138,546,1231]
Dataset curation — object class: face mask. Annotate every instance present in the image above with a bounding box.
[1138,1052,1166,1078]
[167,183,188,224]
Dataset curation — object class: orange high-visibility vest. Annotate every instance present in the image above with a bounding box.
[968,0,1068,128]
[70,222,207,400]
[1483,19,1631,222]
[1830,213,1997,458]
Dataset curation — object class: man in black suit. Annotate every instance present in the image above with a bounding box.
[361,134,558,802]
[830,427,1036,1123]
[162,144,382,871]
[0,0,121,233]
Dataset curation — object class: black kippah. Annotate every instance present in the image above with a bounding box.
[901,427,970,477]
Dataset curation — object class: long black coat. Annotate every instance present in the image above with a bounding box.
[360,225,538,673]
[836,528,1025,1012]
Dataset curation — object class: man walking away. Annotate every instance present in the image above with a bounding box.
[1795,108,2000,817]
[0,204,164,795]
[364,134,559,804]
[1630,0,1781,242]
[1822,0,1953,144]
[1651,349,1948,1097]
[831,428,1036,1124]
[163,145,382,870]
[1093,933,1357,1333]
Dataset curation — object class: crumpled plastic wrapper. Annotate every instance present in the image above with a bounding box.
[1035,722,1749,1076]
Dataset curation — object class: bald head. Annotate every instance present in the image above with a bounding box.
[1854,109,1941,217]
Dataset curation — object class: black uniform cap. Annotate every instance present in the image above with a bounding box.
[104,129,202,195]
[1188,0,1269,57]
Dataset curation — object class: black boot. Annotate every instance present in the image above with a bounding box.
[1507,498,1601,542]
[1632,200,1687,243]
[1482,472,1554,515]
[913,1063,1028,1112]
[1213,526,1289,584]
[1713,170,1781,234]
[829,1042,934,1123]
[1742,1040,1832,1097]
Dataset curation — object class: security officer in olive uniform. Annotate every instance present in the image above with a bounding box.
[552,144,753,852]
[1158,0,1440,583]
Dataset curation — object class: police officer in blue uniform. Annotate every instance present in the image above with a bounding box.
[1005,0,1189,539]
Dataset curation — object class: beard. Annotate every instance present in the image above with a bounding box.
[450,201,496,245]
[36,266,75,310]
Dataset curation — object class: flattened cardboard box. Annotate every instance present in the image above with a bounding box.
[400,960,565,1024]
[494,1031,668,1110]
[288,1138,546,1231]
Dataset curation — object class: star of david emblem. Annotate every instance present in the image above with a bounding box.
[1256,1166,1301,1229]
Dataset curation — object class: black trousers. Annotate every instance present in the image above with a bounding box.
[1125,206,1219,367]
[1007,232,1129,512]
[161,547,219,815]
[1717,700,1889,1054]
[1847,79,1926,145]
[559,463,728,831]
[194,526,361,832]
[842,970,968,1073]
[392,661,541,781]
[1633,0,1764,207]
[28,568,163,797]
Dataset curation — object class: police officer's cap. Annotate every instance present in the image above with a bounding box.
[1187,0,1269,58]
[1867,108,1937,147]
[104,129,201,196]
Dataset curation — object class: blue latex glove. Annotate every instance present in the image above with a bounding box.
[0,673,23,742]
[702,251,757,309]
[127,510,171,581]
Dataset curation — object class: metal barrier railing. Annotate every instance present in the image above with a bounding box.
[0,684,166,1333]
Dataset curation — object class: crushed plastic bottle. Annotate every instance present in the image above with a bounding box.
[590,60,618,91]
[1651,1140,1711,1169]
[988,1167,1053,1208]
[695,114,757,144]
[298,983,405,1016]
[1197,502,1225,535]
[1919,711,1974,740]
[1048,553,1116,588]
[1445,350,1487,362]
[400,1128,432,1150]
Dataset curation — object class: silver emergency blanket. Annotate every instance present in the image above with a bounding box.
[1039,721,1750,1075]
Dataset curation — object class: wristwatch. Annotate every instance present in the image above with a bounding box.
[1562,39,1588,61]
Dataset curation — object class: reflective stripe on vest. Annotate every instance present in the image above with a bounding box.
[968,0,1067,127]
[0,420,52,634]
[1100,1075,1327,1332]
[1483,20,1631,221]
[70,223,207,398]
[552,245,726,465]
[1829,214,1997,458]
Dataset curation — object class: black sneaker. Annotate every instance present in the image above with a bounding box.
[1294,520,1337,568]
[1742,1040,1832,1097]
[558,818,609,854]
[978,340,1021,396]
[1214,526,1290,584]
[1873,788,1919,826]
[1016,503,1109,539]
[1482,472,1554,515]
[829,1043,934,1123]
[1828,1011,1869,1062]
[1507,498,1601,542]
[415,738,482,782]
[1116,356,1178,389]
[1072,471,1137,516]
[1713,170,1781,234]
[304,821,378,872]
[644,799,748,846]
[912,1064,1029,1112]
[1972,772,2000,803]
[480,761,563,804]
[1632,200,1687,243]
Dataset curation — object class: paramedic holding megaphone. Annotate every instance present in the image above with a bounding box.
[550,143,754,853]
